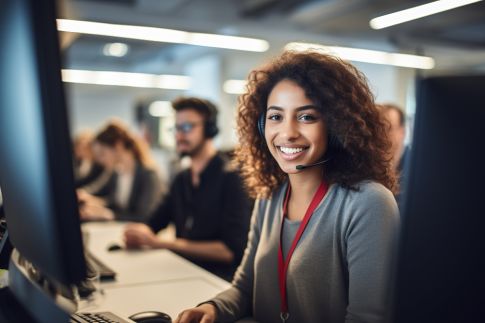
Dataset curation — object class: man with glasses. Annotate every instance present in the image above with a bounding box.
[123,97,252,281]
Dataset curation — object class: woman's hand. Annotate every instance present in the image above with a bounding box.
[77,189,106,206]
[174,303,217,323]
[79,202,114,221]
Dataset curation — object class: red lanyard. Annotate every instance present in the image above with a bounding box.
[278,180,329,323]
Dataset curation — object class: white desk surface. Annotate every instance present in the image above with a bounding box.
[80,221,231,321]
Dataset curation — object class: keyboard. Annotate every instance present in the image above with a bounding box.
[70,311,132,323]
[85,251,117,281]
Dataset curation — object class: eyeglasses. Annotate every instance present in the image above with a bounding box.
[173,122,202,134]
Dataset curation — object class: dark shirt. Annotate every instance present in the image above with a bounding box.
[147,153,252,281]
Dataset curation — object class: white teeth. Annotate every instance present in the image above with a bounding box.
[279,146,305,154]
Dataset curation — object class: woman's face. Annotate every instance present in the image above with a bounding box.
[92,142,117,169]
[265,79,328,174]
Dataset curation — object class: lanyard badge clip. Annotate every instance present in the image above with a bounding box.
[280,312,290,323]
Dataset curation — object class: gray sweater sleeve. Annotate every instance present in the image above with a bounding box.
[208,199,264,322]
[344,183,400,322]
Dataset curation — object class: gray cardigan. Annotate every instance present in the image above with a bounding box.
[209,181,399,323]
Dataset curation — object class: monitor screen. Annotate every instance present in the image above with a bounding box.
[0,0,86,288]
[392,75,485,322]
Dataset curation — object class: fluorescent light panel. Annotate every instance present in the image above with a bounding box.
[285,42,435,69]
[370,0,482,29]
[57,19,269,52]
[223,80,247,94]
[61,69,191,89]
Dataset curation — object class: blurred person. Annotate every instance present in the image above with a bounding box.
[124,97,252,281]
[72,130,111,194]
[175,51,399,323]
[378,103,408,173]
[378,103,410,203]
[79,121,163,222]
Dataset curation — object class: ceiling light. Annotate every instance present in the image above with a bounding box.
[370,0,482,29]
[223,80,247,94]
[61,69,191,89]
[149,101,174,117]
[285,42,435,69]
[103,42,129,57]
[57,19,269,52]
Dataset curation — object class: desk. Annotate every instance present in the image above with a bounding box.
[81,222,231,321]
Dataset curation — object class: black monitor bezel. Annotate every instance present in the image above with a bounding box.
[0,0,86,286]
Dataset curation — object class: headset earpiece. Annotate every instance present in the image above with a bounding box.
[257,113,266,139]
[203,101,219,138]
[204,118,219,138]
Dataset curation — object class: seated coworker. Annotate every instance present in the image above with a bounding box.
[72,130,111,193]
[124,97,252,281]
[175,51,400,323]
[377,103,410,205]
[79,121,163,222]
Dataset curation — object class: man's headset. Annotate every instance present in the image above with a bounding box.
[257,112,340,169]
[203,100,219,139]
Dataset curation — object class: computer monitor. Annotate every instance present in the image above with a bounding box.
[392,75,485,322]
[0,0,87,322]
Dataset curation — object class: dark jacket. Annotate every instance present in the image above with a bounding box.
[98,163,162,222]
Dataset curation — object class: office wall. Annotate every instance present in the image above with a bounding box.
[65,60,415,148]
[355,63,415,108]
[66,84,138,135]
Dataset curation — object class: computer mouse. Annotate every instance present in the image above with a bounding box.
[107,243,122,252]
[128,310,172,323]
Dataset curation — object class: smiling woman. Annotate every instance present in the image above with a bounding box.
[239,50,397,199]
[174,50,400,323]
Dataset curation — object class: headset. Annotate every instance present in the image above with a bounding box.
[257,112,266,140]
[203,100,219,139]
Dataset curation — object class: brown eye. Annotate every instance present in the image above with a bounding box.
[268,114,282,121]
[298,114,316,122]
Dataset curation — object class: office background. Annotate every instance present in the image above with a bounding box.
[1,1,484,321]
[59,0,485,166]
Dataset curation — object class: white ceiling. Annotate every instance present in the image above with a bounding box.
[59,0,485,77]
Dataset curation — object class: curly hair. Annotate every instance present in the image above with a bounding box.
[235,50,397,198]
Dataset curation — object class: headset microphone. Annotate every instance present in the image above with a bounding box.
[295,158,330,170]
